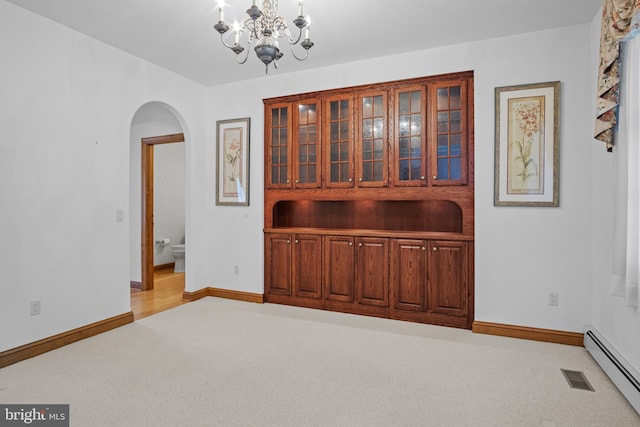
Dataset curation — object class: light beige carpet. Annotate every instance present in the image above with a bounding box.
[1,298,638,426]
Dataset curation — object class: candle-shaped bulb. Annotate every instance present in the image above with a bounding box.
[233,21,241,44]
[298,0,303,16]
[217,0,224,21]
[305,15,311,38]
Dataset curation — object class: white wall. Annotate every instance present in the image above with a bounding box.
[0,1,207,352]
[206,24,594,335]
[589,12,640,372]
[154,143,185,265]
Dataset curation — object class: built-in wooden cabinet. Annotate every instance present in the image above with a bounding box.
[264,71,474,329]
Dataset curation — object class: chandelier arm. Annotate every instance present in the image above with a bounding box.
[284,26,304,45]
[219,33,240,50]
[235,33,255,64]
[218,17,256,50]
[287,42,310,61]
[236,51,250,65]
[235,43,250,64]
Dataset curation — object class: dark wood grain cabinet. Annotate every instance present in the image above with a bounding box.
[293,234,323,299]
[390,238,470,328]
[265,233,323,304]
[264,71,474,329]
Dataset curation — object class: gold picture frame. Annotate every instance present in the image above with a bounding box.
[216,117,250,206]
[494,81,560,207]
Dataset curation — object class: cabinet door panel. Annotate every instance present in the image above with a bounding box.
[324,95,355,188]
[266,103,292,188]
[391,239,427,312]
[294,99,322,188]
[428,80,468,186]
[294,234,322,299]
[356,237,389,307]
[356,91,388,187]
[393,86,427,187]
[324,236,355,302]
[428,240,468,316]
[265,234,292,295]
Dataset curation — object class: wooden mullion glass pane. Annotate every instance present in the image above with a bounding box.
[328,99,351,183]
[270,106,289,185]
[361,95,384,183]
[297,102,318,185]
[398,89,423,182]
[434,83,465,183]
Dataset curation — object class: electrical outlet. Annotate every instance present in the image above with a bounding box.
[30,300,41,316]
[234,265,239,275]
[548,292,559,307]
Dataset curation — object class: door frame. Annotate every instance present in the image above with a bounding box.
[141,133,185,291]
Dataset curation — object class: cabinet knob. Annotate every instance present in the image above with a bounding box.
[358,178,363,182]
[421,176,425,180]
[348,178,353,182]
[433,176,437,180]
[421,247,426,251]
[433,247,438,251]
[295,179,299,183]
[349,242,353,246]
[286,240,290,244]
[358,243,363,247]
[286,179,290,183]
[295,239,299,244]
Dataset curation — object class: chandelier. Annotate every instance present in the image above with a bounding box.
[214,0,314,73]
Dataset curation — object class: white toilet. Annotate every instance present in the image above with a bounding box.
[171,244,185,273]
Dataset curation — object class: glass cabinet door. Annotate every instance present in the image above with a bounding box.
[324,95,354,188]
[294,99,321,188]
[429,80,468,186]
[357,91,388,187]
[394,86,426,186]
[266,103,292,188]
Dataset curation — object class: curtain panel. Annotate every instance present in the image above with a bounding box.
[610,36,639,309]
[595,0,640,151]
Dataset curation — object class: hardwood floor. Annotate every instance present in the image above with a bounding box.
[130,268,187,320]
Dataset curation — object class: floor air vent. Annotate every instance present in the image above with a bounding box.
[561,369,595,392]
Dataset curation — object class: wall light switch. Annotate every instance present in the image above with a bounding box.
[30,300,41,316]
[116,209,124,222]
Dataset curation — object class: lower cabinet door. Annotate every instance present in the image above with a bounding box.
[293,234,322,299]
[428,240,468,317]
[356,237,389,307]
[391,239,427,312]
[265,234,292,296]
[323,235,355,302]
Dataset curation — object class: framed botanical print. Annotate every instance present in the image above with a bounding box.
[216,117,250,206]
[494,81,560,206]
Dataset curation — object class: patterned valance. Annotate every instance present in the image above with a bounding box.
[595,0,640,151]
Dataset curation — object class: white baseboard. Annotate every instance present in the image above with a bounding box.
[584,328,640,414]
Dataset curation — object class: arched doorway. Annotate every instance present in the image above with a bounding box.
[129,102,188,306]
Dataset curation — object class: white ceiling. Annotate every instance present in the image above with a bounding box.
[7,0,602,87]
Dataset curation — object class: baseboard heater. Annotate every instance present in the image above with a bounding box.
[584,329,640,414]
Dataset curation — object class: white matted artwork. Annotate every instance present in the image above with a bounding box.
[494,81,560,207]
[216,117,250,206]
